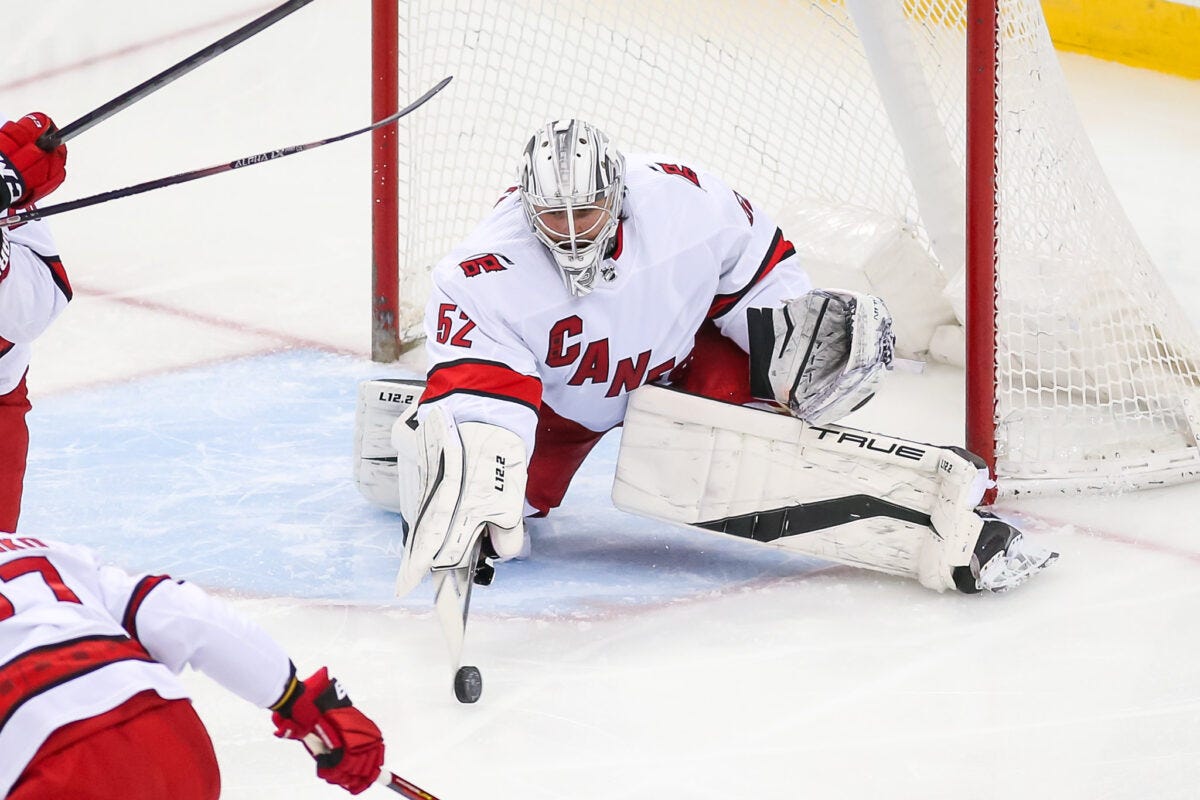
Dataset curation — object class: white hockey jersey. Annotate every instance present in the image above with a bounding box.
[0,536,293,796]
[0,131,70,396]
[421,155,813,453]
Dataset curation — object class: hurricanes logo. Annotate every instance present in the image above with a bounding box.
[733,190,754,224]
[459,252,513,278]
[494,185,518,206]
[652,162,701,188]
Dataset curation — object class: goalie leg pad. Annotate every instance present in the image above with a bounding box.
[353,379,425,513]
[613,385,991,592]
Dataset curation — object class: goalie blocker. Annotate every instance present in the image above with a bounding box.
[612,385,1056,593]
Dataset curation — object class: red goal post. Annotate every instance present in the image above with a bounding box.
[371,0,1200,497]
[371,0,401,362]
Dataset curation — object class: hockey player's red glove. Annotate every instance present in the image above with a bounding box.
[0,113,67,210]
[272,667,385,795]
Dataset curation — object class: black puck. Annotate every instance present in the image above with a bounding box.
[454,665,482,703]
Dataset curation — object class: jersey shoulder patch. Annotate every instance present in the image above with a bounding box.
[648,161,702,188]
[457,252,514,278]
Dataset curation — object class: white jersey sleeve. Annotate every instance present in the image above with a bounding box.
[0,218,70,393]
[0,221,68,341]
[0,537,295,710]
[419,258,544,456]
[689,165,813,352]
[106,568,295,709]
[0,537,300,794]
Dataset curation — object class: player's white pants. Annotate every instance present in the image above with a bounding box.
[612,385,991,592]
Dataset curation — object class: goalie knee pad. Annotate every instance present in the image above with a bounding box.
[353,378,425,513]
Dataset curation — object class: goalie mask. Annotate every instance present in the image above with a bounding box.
[519,119,625,296]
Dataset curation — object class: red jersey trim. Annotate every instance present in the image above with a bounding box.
[610,219,625,260]
[37,253,72,302]
[0,634,156,731]
[422,359,543,415]
[121,575,173,640]
[707,228,795,320]
[0,336,12,358]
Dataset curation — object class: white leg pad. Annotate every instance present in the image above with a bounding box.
[353,378,425,513]
[612,385,991,591]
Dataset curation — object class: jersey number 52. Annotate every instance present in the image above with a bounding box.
[436,304,476,348]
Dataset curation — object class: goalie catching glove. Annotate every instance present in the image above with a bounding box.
[271,667,385,795]
[748,289,895,424]
[393,403,528,596]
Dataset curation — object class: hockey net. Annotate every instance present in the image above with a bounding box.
[375,0,1200,495]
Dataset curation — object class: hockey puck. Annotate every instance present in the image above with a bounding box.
[454,665,483,703]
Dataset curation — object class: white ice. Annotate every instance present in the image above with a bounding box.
[3,3,1200,799]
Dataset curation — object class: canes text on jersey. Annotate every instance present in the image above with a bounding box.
[547,315,677,398]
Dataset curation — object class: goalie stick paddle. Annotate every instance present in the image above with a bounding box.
[37,0,319,150]
[301,734,442,799]
[1,76,452,229]
[433,534,485,704]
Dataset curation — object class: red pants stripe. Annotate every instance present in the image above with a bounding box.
[0,373,30,533]
[527,322,752,515]
[9,690,220,800]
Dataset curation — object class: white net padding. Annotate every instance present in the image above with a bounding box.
[392,0,1200,494]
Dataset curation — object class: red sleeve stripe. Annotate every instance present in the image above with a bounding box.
[121,574,173,640]
[0,337,12,358]
[0,634,155,730]
[422,359,542,414]
[37,253,72,301]
[708,228,795,320]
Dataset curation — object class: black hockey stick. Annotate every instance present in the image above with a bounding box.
[2,76,452,229]
[37,0,319,150]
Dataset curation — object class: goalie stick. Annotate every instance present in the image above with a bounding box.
[434,534,488,704]
[37,0,319,150]
[1,76,453,229]
[301,734,442,799]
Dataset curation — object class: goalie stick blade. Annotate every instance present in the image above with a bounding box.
[432,533,483,677]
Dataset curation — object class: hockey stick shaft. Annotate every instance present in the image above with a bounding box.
[3,76,452,229]
[37,0,318,150]
[301,734,442,799]
[432,534,482,672]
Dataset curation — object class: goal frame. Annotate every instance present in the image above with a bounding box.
[964,0,1000,498]
[368,0,1199,499]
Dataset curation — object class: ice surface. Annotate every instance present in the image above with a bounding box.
[3,3,1200,798]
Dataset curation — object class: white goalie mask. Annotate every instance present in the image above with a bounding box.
[518,119,625,296]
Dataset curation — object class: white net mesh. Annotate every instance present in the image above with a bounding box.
[992,0,1200,490]
[392,0,1200,493]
